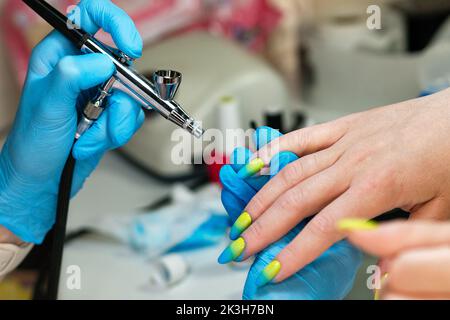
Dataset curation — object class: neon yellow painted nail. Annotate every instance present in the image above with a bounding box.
[218,237,246,264]
[256,260,281,286]
[230,212,252,240]
[337,219,378,231]
[237,158,265,178]
[248,158,265,172]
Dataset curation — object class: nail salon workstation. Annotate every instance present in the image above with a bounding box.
[1,0,450,299]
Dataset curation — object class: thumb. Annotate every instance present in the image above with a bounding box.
[39,53,115,120]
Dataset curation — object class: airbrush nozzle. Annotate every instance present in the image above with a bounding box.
[188,122,205,139]
[167,106,205,138]
[152,69,204,138]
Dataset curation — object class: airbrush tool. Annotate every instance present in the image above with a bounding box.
[24,0,205,141]
[22,0,204,300]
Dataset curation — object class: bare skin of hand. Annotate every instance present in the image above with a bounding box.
[345,220,450,300]
[0,226,25,246]
[235,88,450,282]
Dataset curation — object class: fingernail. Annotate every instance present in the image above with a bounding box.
[337,218,378,231]
[237,158,265,179]
[230,212,252,240]
[218,237,246,264]
[256,260,281,287]
[374,273,389,301]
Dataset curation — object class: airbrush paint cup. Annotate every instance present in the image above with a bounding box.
[153,70,182,101]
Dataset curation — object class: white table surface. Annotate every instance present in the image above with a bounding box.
[58,152,249,300]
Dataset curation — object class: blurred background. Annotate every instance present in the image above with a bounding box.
[1,0,450,300]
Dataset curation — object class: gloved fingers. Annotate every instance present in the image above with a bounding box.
[230,127,284,171]
[222,151,298,241]
[244,224,361,299]
[71,0,143,58]
[221,148,266,223]
[229,147,251,172]
[302,240,362,297]
[219,165,256,205]
[243,225,303,299]
[261,184,392,283]
[29,0,142,78]
[28,31,78,79]
[240,127,282,186]
[244,277,316,300]
[229,147,268,191]
[227,127,283,190]
[41,53,115,120]
[309,241,362,295]
[107,91,145,148]
[219,129,294,240]
[221,189,247,222]
[73,90,144,160]
[245,245,361,300]
[269,151,299,177]
[71,153,104,196]
[254,126,283,150]
[250,127,284,187]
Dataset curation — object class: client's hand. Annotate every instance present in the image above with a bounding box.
[220,127,362,299]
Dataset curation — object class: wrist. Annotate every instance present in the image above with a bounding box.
[0,143,58,244]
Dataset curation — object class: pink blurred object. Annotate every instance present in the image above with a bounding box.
[1,0,281,84]
[208,0,282,52]
[1,0,76,83]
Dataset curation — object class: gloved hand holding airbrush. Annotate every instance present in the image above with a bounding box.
[220,127,362,299]
[0,0,145,244]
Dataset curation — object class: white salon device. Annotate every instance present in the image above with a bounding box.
[122,32,292,179]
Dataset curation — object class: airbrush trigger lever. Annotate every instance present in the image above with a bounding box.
[75,52,132,140]
[75,76,116,140]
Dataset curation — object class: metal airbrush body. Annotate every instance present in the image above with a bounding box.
[76,38,204,139]
[23,0,204,140]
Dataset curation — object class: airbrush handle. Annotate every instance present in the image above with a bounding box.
[76,77,116,139]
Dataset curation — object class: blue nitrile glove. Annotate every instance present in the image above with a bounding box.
[220,127,363,300]
[0,0,144,244]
